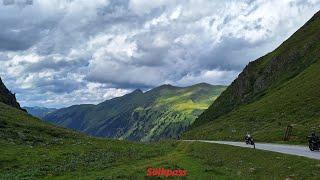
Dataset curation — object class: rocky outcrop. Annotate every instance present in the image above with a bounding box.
[0,77,25,111]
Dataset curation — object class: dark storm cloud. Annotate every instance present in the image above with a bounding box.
[0,35,33,51]
[24,57,88,73]
[0,25,46,51]
[0,3,62,51]
[0,0,319,107]
[197,36,269,71]
[34,78,82,94]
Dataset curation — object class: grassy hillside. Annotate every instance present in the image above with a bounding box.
[184,11,320,143]
[44,83,226,141]
[0,102,175,178]
[1,82,319,179]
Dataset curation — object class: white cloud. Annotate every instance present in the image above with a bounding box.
[0,0,319,107]
[176,69,239,86]
[129,0,175,15]
[103,88,130,99]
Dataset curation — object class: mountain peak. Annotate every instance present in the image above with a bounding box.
[131,89,143,94]
[156,84,179,90]
[305,10,320,26]
[159,84,174,87]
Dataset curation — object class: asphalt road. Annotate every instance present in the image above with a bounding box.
[184,140,320,160]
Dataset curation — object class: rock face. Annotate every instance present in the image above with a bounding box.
[192,10,320,127]
[0,77,25,111]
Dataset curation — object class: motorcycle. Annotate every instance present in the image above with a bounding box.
[307,135,320,151]
[245,135,255,145]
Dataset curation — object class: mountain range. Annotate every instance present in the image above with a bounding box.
[24,106,57,119]
[42,83,226,141]
[184,11,320,143]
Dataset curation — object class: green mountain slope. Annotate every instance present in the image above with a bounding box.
[184,11,320,143]
[24,106,57,119]
[44,83,226,141]
[0,78,174,178]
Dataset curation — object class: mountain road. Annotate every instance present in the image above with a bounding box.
[184,140,320,160]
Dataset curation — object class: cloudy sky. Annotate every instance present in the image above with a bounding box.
[0,0,319,108]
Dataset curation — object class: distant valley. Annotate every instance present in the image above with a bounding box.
[24,107,57,119]
[31,83,226,141]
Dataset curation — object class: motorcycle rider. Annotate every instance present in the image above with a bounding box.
[311,132,319,142]
[245,132,251,141]
[308,132,320,151]
[244,132,255,148]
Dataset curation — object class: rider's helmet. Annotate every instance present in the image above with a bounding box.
[246,132,251,137]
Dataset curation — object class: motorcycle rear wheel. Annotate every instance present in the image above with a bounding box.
[309,143,315,151]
